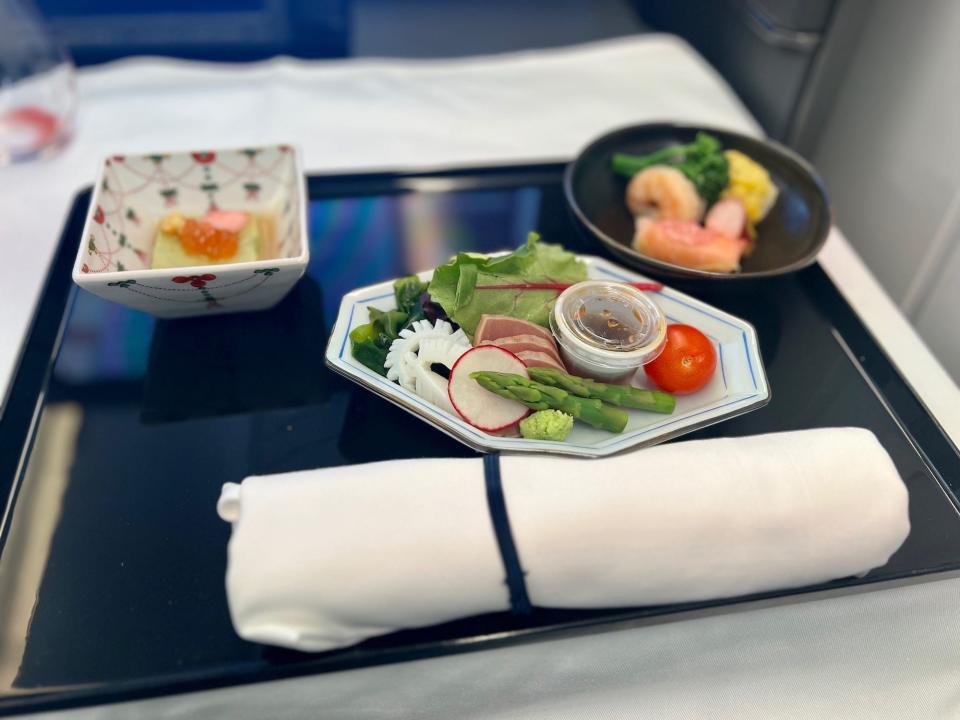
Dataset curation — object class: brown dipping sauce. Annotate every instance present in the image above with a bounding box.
[573,296,647,350]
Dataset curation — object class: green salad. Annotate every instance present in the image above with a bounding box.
[427,232,587,338]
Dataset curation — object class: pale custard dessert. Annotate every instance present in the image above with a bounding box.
[152,210,272,269]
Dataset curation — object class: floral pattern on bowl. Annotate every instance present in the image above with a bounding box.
[73,144,308,319]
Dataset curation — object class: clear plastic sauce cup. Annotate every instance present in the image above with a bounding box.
[550,280,667,384]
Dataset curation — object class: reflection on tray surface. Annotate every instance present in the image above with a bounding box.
[142,277,331,423]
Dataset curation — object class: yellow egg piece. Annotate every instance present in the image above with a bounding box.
[721,150,779,224]
[159,212,186,235]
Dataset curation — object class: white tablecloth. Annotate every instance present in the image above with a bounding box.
[4,36,960,719]
[31,573,960,720]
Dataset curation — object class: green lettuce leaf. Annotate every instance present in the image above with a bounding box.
[427,233,587,337]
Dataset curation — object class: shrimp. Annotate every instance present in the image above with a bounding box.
[625,166,704,222]
[633,217,748,273]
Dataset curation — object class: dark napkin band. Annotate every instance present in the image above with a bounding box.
[483,453,532,615]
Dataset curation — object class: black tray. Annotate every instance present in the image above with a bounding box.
[1,164,959,715]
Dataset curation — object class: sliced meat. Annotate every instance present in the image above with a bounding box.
[481,334,563,365]
[475,315,553,345]
[516,350,566,371]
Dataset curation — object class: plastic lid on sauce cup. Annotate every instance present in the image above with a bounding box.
[550,280,667,373]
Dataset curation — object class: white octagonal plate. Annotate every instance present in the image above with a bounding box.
[325,255,770,457]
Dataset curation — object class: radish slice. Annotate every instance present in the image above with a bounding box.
[487,423,522,438]
[448,346,531,431]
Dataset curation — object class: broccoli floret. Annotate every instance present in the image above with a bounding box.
[611,132,730,206]
[676,133,729,207]
[519,409,574,442]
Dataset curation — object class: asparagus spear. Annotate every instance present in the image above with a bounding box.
[527,367,675,414]
[470,371,628,433]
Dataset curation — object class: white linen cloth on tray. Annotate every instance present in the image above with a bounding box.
[217,427,909,652]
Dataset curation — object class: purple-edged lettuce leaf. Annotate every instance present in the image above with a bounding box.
[427,233,587,337]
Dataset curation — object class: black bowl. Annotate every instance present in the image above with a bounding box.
[564,123,831,280]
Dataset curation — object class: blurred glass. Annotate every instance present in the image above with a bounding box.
[0,0,75,165]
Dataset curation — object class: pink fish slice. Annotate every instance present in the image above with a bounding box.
[203,210,249,233]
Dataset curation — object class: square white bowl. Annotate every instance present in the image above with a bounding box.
[72,144,308,319]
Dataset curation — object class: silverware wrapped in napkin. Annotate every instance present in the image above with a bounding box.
[217,428,909,652]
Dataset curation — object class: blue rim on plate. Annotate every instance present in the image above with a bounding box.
[325,254,770,457]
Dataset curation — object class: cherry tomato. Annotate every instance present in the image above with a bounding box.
[644,324,717,394]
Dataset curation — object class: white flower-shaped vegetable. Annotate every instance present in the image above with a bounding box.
[417,336,468,368]
[383,319,470,411]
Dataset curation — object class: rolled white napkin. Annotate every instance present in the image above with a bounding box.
[217,428,909,652]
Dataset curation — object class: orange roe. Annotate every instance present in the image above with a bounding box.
[177,218,239,260]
